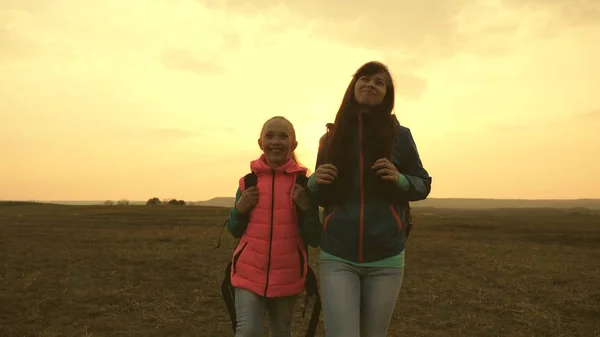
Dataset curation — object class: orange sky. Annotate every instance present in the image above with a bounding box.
[1,0,599,201]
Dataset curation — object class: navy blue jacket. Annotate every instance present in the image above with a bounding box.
[307,115,432,263]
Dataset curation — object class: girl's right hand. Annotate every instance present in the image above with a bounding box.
[315,164,338,185]
[236,186,258,213]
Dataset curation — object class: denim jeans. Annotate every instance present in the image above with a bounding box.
[319,259,405,337]
[234,287,298,337]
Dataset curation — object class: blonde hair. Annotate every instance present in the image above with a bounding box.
[260,116,309,175]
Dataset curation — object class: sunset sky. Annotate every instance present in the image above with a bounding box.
[2,0,599,202]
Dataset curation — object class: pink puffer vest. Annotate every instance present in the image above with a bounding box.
[230,155,308,298]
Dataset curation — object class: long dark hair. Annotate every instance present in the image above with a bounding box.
[325,61,397,201]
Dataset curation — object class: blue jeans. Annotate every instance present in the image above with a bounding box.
[319,259,405,337]
[234,287,298,337]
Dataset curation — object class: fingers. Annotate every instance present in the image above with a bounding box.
[316,172,336,184]
[320,164,339,173]
[371,158,394,171]
[242,187,259,204]
[318,168,338,177]
[244,187,258,197]
[372,158,390,165]
[244,186,258,193]
[316,164,338,185]
[372,158,398,182]
[376,168,398,181]
[376,168,397,177]
[315,160,397,184]
[379,173,398,181]
[292,186,310,211]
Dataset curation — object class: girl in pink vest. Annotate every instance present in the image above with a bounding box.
[226,116,322,337]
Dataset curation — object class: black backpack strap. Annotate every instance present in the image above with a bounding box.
[218,172,257,333]
[296,172,322,336]
[303,266,321,337]
[295,174,308,187]
[221,261,237,332]
[213,219,229,250]
[243,172,257,189]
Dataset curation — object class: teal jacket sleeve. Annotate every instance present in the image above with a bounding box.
[227,188,249,238]
[392,126,432,201]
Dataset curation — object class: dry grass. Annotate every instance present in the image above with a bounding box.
[1,203,599,337]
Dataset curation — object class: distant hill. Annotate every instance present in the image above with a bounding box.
[5,198,599,210]
[194,197,237,207]
[0,201,60,206]
[194,197,600,210]
[416,198,600,209]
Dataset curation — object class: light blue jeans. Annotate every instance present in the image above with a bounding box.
[319,259,405,337]
[234,287,298,337]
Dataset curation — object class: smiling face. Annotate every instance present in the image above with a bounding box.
[258,118,297,167]
[353,71,387,106]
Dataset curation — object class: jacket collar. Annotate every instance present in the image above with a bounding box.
[250,154,307,175]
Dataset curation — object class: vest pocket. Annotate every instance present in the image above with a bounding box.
[232,241,248,274]
[389,204,403,235]
[297,246,305,277]
[322,206,337,235]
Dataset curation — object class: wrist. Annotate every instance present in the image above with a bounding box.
[307,174,319,192]
[396,172,410,191]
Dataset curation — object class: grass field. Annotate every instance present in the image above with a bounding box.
[1,203,599,337]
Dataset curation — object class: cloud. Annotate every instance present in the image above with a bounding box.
[195,0,546,75]
[500,0,600,39]
[0,9,38,62]
[2,1,242,72]
[482,23,520,35]
[502,0,600,27]
[483,110,600,138]
[0,0,53,13]
[220,31,242,52]
[146,127,203,140]
[392,72,428,100]
[486,123,531,133]
[111,127,203,141]
[579,109,600,120]
[161,48,226,75]
[197,0,472,61]
[159,30,241,75]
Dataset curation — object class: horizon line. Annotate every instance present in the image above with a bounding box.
[2,197,599,202]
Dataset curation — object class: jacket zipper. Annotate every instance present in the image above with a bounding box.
[263,169,276,296]
[358,114,365,263]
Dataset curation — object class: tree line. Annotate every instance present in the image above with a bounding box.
[103,198,187,206]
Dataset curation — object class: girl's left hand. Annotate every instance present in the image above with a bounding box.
[372,158,399,182]
[293,184,311,211]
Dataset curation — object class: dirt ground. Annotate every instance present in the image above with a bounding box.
[1,203,599,336]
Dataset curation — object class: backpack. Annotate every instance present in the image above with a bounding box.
[323,123,414,238]
[214,172,322,337]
